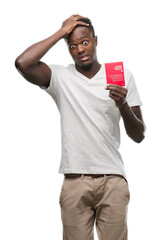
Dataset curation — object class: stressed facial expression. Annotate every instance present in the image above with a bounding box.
[67,27,98,69]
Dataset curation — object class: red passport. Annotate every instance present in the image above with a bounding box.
[105,62,125,86]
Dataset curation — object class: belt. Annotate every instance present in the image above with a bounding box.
[64,174,108,178]
[64,173,125,179]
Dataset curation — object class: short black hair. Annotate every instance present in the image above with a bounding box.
[66,17,95,41]
[75,18,95,37]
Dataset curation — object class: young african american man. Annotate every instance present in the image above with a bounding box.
[15,14,145,240]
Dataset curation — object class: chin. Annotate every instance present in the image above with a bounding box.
[79,61,93,69]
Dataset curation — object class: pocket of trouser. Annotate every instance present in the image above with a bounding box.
[59,178,65,206]
[121,177,130,204]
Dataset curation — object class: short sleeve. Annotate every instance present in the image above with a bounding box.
[125,69,143,107]
[40,65,56,97]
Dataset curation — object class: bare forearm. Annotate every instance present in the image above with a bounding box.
[15,15,89,87]
[119,102,145,143]
[15,29,65,68]
[15,14,89,69]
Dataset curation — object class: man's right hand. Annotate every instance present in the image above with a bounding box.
[61,14,89,39]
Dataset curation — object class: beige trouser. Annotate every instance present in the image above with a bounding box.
[59,174,130,240]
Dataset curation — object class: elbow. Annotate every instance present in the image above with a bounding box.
[129,132,145,144]
[15,52,32,73]
[15,57,33,85]
[15,56,31,78]
[127,123,146,144]
[15,56,25,72]
[136,124,146,143]
[135,134,145,143]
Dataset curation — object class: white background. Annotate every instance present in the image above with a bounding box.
[1,0,161,239]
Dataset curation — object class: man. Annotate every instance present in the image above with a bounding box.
[15,14,145,240]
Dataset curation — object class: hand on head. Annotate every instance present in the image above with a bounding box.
[61,14,89,39]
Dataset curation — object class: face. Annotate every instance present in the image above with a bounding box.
[67,27,98,69]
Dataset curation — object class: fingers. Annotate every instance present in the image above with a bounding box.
[68,14,89,26]
[69,14,87,21]
[69,14,80,19]
[76,21,89,27]
[63,14,87,26]
[62,14,89,39]
[109,90,124,99]
[105,84,127,101]
[105,84,127,95]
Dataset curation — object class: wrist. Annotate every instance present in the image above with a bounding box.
[56,28,67,39]
[58,27,70,40]
[116,99,128,111]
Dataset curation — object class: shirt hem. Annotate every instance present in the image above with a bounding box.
[58,168,126,179]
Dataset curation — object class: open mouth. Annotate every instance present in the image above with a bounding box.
[79,55,90,62]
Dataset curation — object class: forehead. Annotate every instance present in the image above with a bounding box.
[68,27,93,43]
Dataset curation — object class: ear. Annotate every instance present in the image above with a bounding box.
[94,36,98,46]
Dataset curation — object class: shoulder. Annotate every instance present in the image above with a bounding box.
[49,64,74,72]
[124,69,133,81]
[49,64,74,78]
[49,64,66,72]
[124,69,136,88]
[47,64,76,89]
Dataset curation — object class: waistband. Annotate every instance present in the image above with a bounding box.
[64,173,125,179]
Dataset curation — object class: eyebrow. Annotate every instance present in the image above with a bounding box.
[68,35,89,43]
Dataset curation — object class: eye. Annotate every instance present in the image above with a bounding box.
[83,40,89,46]
[70,44,76,50]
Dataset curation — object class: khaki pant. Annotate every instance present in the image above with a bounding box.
[59,174,130,240]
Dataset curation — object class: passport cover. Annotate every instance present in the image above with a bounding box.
[105,62,125,86]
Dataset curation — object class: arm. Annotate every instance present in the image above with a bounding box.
[105,84,145,143]
[118,103,145,143]
[15,15,89,87]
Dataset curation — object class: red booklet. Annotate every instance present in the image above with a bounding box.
[105,62,125,86]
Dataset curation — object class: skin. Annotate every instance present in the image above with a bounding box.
[15,15,89,87]
[105,84,145,142]
[15,14,145,143]
[67,27,101,79]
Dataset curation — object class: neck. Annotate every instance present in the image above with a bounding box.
[75,60,101,79]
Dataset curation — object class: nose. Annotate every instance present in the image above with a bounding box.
[77,44,85,55]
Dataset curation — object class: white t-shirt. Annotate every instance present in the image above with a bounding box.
[42,64,142,178]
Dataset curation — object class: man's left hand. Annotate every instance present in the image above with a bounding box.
[105,84,128,109]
